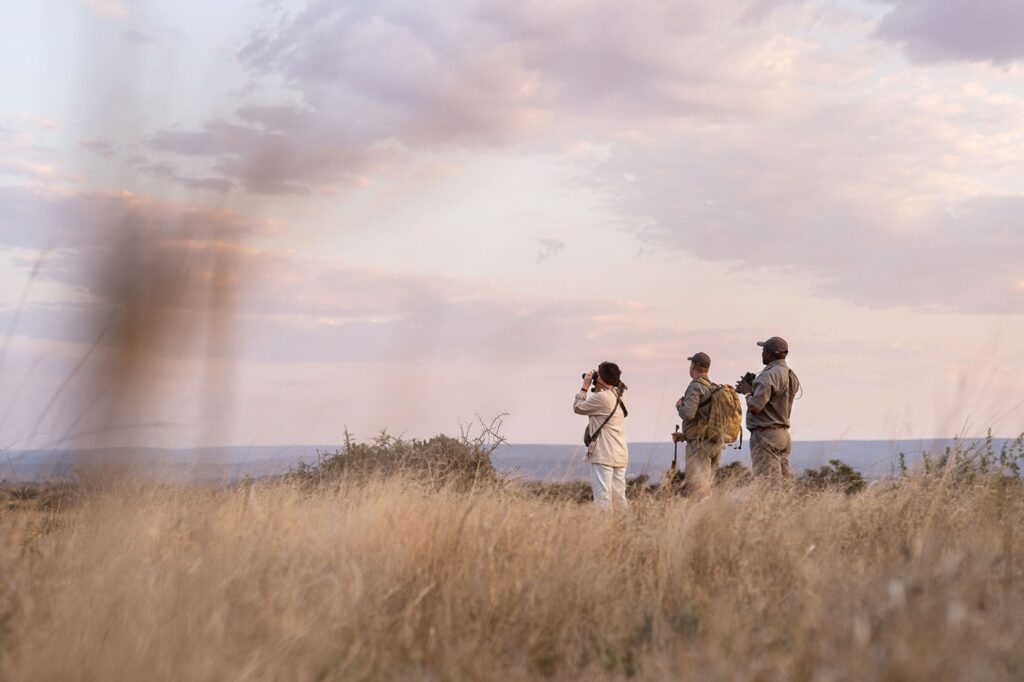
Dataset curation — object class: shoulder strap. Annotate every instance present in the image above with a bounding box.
[590,395,623,443]
[697,379,723,409]
[787,369,802,399]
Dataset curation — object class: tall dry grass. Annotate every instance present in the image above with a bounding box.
[1,473,1022,681]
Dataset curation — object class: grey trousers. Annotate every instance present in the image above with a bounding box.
[750,428,792,480]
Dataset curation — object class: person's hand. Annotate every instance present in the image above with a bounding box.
[735,377,753,395]
[671,432,684,443]
[581,371,595,392]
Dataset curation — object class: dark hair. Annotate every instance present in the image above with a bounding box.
[598,361,627,393]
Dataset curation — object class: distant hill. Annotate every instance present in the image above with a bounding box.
[2,439,1010,484]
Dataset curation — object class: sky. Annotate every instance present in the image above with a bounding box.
[1,0,1023,449]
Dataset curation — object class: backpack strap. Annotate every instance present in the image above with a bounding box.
[697,379,723,409]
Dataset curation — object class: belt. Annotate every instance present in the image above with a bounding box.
[750,425,788,432]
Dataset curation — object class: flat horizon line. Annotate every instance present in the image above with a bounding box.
[7,435,1020,454]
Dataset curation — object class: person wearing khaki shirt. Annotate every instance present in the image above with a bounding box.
[574,361,629,510]
[672,352,724,498]
[736,336,800,480]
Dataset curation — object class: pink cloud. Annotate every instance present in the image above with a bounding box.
[0,186,265,252]
[51,0,1024,319]
[148,121,382,194]
[137,161,234,193]
[78,137,116,159]
[600,132,1024,313]
[145,0,804,195]
[876,0,1024,64]
[83,0,129,20]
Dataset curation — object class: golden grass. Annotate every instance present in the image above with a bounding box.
[1,475,1022,681]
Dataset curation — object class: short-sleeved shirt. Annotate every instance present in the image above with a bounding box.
[746,359,800,430]
[677,376,714,442]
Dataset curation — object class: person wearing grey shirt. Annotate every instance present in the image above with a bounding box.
[736,337,800,480]
[672,352,724,498]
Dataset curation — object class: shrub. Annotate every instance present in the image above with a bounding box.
[716,461,752,485]
[289,416,505,490]
[519,479,593,503]
[800,458,866,494]
[914,432,1024,484]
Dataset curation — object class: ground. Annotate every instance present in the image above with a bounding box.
[0,467,1021,680]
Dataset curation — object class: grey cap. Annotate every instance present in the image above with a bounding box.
[757,336,789,353]
[687,352,711,369]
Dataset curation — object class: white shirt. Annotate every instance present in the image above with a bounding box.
[574,388,628,468]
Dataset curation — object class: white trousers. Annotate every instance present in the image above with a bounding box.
[591,463,628,510]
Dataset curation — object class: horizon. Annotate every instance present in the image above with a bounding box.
[8,434,1023,452]
[8,436,1022,485]
[2,0,1023,451]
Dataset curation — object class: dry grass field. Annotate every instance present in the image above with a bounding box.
[1,452,1022,681]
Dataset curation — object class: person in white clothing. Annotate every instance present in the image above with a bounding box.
[574,361,629,510]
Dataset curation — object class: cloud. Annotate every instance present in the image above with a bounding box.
[121,27,158,45]
[0,186,263,253]
[536,238,565,263]
[0,185,277,353]
[84,0,130,20]
[138,161,234,193]
[875,0,1024,64]
[235,104,318,132]
[79,137,116,159]
[148,120,380,194]
[0,186,669,367]
[0,160,79,183]
[38,0,1024,321]
[120,27,156,44]
[601,132,1024,313]
[144,0,808,194]
[0,185,489,324]
[6,113,60,130]
[2,118,75,186]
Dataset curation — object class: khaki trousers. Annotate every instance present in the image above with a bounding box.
[684,439,723,498]
[750,428,792,480]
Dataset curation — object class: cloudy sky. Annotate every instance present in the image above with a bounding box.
[2,0,1023,449]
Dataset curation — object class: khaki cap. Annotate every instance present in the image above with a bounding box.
[757,337,789,353]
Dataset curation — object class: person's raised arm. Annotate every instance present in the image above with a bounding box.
[746,376,772,415]
[574,389,607,415]
[574,370,602,414]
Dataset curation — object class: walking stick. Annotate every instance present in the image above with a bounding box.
[672,424,680,469]
[663,424,683,495]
